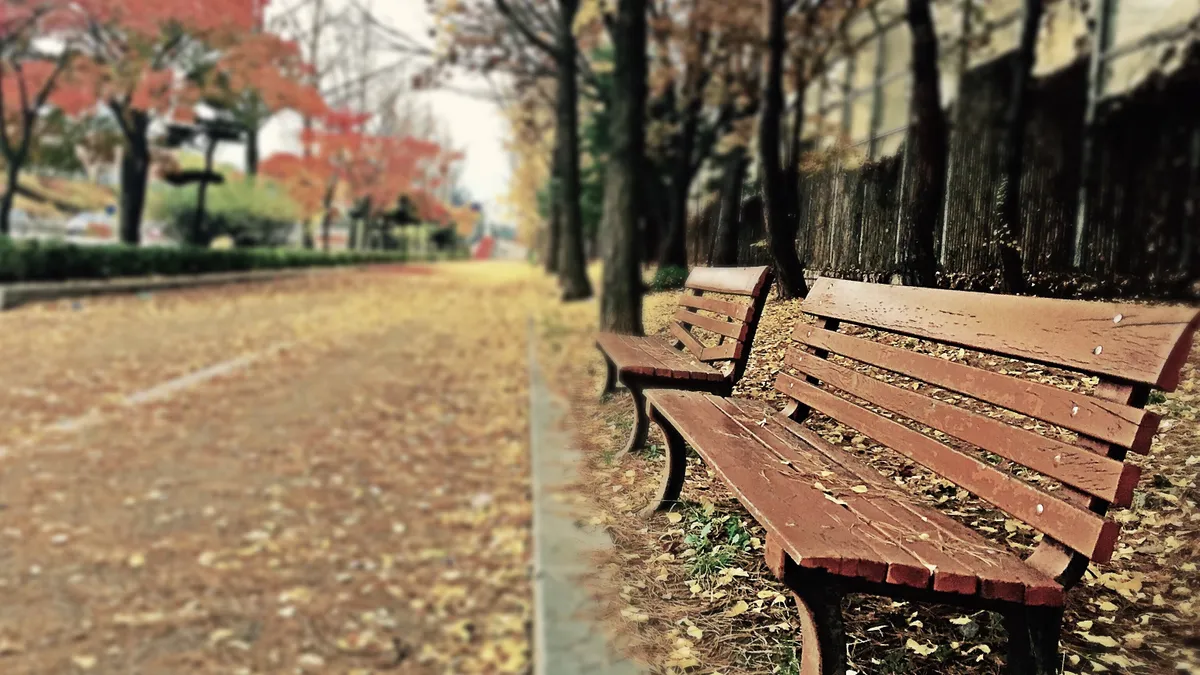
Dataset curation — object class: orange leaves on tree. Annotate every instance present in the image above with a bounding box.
[264,108,462,225]
[0,60,90,121]
[72,0,270,125]
[212,32,326,121]
[260,152,329,218]
[72,0,259,44]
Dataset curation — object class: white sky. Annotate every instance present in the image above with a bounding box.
[215,0,513,223]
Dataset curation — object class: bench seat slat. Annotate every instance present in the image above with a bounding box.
[679,294,754,323]
[643,336,727,381]
[594,334,723,381]
[775,372,1120,563]
[795,325,1159,452]
[648,390,906,582]
[708,396,931,585]
[765,413,1068,606]
[785,348,1140,506]
[647,390,1065,606]
[802,278,1200,391]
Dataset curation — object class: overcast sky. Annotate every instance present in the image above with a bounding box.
[215,0,513,223]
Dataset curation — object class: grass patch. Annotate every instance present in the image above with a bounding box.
[684,503,753,577]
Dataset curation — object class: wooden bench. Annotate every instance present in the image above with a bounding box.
[643,278,1199,674]
[596,266,773,457]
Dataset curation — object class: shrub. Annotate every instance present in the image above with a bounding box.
[650,265,689,291]
[0,237,423,284]
[149,177,300,247]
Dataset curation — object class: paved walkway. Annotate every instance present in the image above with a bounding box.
[529,327,646,675]
[0,265,538,674]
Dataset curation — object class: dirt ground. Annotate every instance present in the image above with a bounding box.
[0,263,554,674]
[536,283,1200,675]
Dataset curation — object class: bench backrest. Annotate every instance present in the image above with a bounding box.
[671,266,774,381]
[776,278,1198,573]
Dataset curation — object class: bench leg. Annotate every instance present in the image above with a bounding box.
[767,537,847,674]
[599,351,617,398]
[793,585,847,675]
[1004,606,1062,675]
[616,382,650,459]
[639,405,686,517]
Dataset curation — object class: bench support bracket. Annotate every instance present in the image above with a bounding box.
[599,350,618,398]
[640,405,687,517]
[616,380,650,459]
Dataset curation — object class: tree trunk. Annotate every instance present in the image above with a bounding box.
[993,0,1042,294]
[903,0,947,287]
[555,0,593,301]
[710,147,748,266]
[758,0,808,299]
[546,195,562,272]
[116,109,152,246]
[640,166,667,264]
[545,146,562,273]
[245,124,260,177]
[192,139,219,246]
[320,179,337,252]
[657,100,703,271]
[0,158,22,236]
[599,0,647,334]
[657,159,691,269]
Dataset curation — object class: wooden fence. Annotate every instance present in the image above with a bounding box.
[690,46,1200,298]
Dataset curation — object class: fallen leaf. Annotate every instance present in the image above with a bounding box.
[725,600,749,617]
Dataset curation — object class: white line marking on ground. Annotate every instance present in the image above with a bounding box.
[44,341,293,436]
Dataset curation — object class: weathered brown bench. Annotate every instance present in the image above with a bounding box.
[643,278,1199,674]
[596,266,773,457]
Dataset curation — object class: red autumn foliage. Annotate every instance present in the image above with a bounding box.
[263,107,462,223]
[213,31,327,120]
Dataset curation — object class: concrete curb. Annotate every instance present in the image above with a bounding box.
[527,320,647,675]
[0,267,346,311]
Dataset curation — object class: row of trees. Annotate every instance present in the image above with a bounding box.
[0,0,464,250]
[435,0,1049,330]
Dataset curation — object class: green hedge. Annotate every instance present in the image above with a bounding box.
[0,237,433,284]
[150,178,300,247]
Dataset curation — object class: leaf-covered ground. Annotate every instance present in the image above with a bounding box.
[0,263,550,674]
[537,283,1200,675]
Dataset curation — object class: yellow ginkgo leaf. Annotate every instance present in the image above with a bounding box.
[725,600,749,617]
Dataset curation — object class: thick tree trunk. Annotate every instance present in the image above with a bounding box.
[758,0,808,299]
[245,124,260,177]
[116,109,152,246]
[657,104,702,270]
[545,191,562,273]
[657,160,691,269]
[555,0,593,301]
[640,167,667,264]
[599,0,647,334]
[993,0,1042,294]
[710,147,748,266]
[903,0,947,287]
